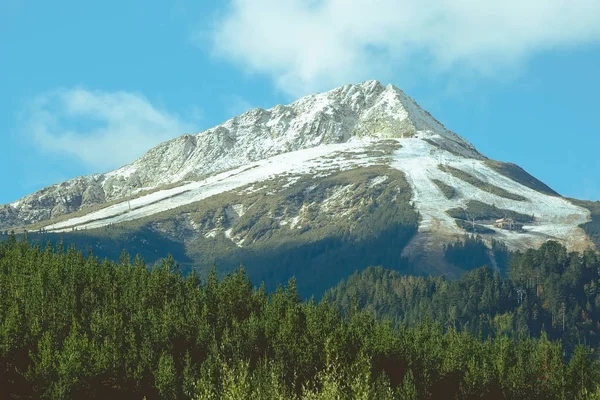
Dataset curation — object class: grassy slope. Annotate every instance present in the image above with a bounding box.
[484,160,559,196]
[438,164,528,201]
[447,200,534,223]
[569,199,600,249]
[431,179,456,199]
[20,165,419,298]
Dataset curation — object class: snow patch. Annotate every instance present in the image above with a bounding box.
[224,228,245,247]
[321,185,354,214]
[289,215,301,229]
[204,230,218,238]
[368,175,388,188]
[231,204,245,217]
[282,176,301,188]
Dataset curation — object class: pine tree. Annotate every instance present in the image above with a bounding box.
[155,352,178,400]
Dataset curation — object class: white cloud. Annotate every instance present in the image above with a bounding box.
[209,0,600,96]
[22,88,198,171]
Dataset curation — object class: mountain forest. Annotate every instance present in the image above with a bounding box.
[1,234,600,399]
[2,81,600,400]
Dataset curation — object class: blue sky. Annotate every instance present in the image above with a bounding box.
[1,0,599,204]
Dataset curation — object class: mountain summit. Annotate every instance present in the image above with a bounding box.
[1,80,479,228]
[1,81,596,295]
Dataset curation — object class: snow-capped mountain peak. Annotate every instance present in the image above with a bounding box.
[1,80,593,264]
[1,80,486,229]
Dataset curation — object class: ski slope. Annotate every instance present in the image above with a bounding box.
[391,136,591,252]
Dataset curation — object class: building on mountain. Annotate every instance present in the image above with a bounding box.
[493,218,523,232]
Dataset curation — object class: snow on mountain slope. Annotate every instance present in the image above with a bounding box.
[104,80,480,186]
[43,133,592,254]
[390,137,591,253]
[46,138,382,232]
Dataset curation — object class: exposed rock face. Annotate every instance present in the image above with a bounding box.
[0,205,19,231]
[1,80,481,229]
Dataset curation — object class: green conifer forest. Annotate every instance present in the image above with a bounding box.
[1,235,600,399]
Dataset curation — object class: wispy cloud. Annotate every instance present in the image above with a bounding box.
[21,88,199,172]
[222,94,254,117]
[208,0,600,96]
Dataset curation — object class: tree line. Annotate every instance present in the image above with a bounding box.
[328,240,600,353]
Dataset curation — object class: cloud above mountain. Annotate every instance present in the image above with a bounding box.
[21,88,198,172]
[209,0,600,96]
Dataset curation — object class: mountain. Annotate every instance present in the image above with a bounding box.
[0,80,480,227]
[1,80,597,296]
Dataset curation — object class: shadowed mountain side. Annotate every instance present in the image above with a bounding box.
[569,199,600,248]
[202,222,418,298]
[19,228,195,269]
[16,220,418,299]
[484,160,559,196]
